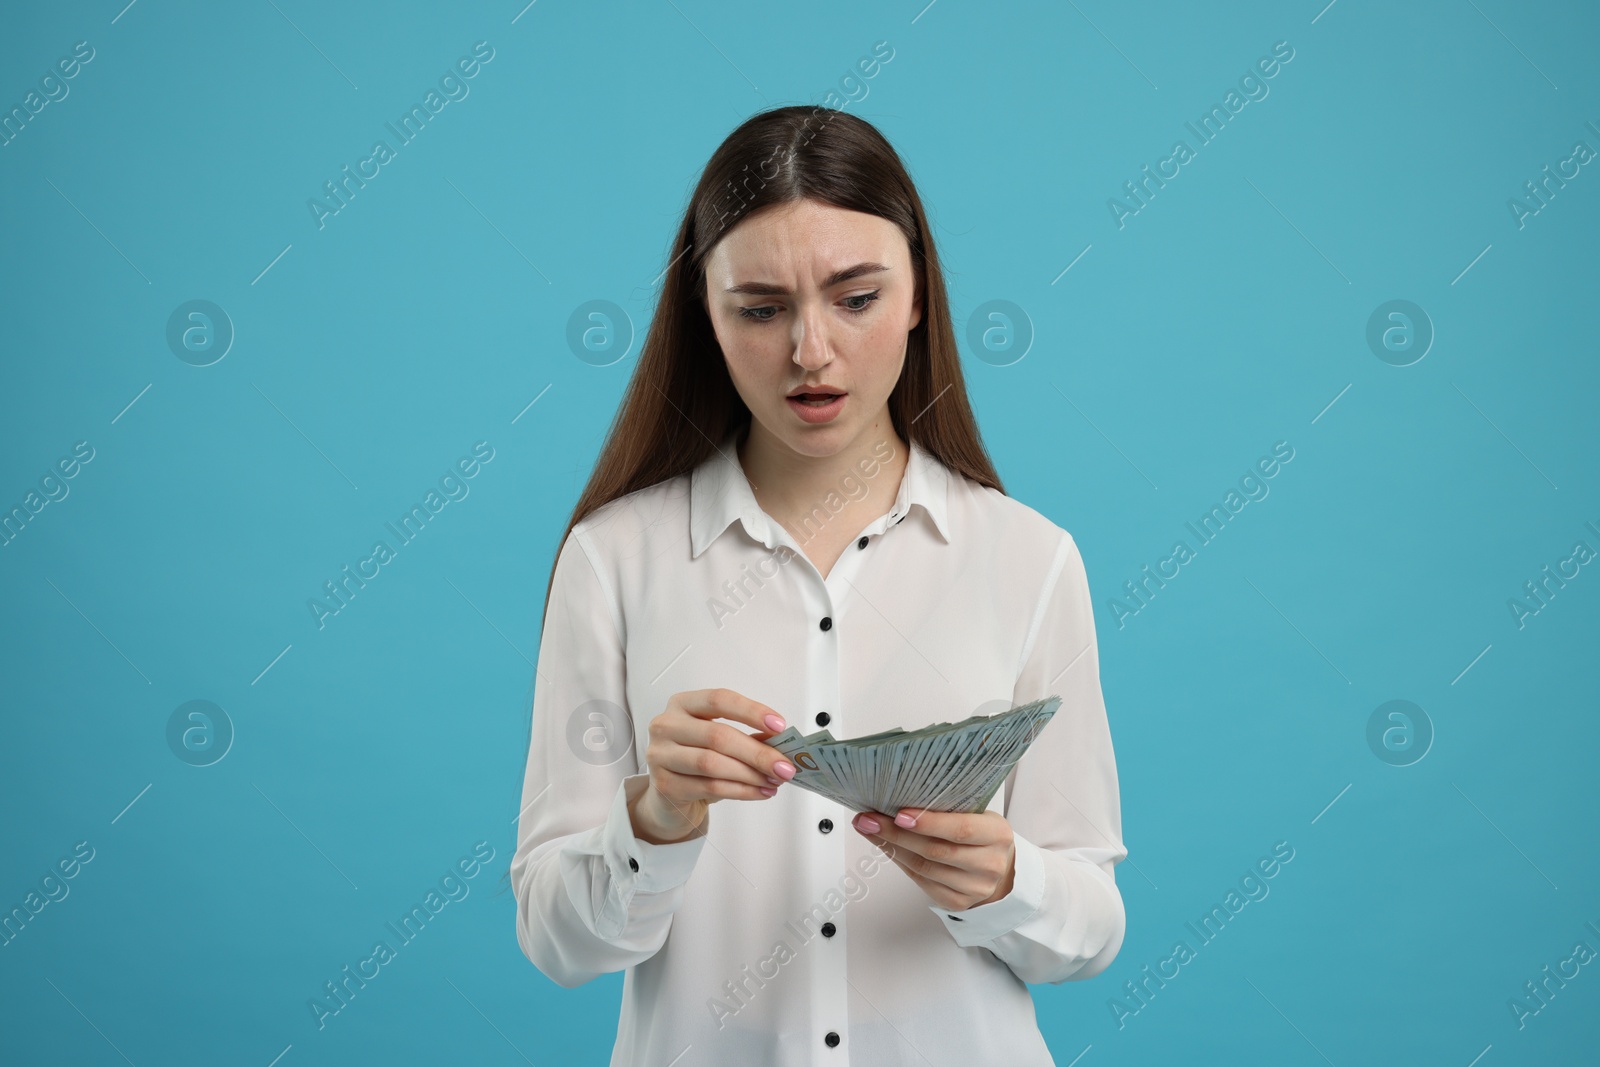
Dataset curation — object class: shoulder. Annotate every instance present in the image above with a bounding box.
[946,469,1081,568]
[550,475,691,640]
[568,472,692,563]
[942,470,1094,658]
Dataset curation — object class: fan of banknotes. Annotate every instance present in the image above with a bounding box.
[762,695,1062,815]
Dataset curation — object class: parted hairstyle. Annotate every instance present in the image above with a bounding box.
[541,104,1003,633]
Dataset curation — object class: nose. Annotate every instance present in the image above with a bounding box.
[791,304,833,371]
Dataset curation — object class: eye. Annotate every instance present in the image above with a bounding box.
[843,290,881,314]
[736,305,778,321]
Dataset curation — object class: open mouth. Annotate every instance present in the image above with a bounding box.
[785,389,847,423]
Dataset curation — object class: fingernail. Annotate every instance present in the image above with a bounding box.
[773,761,796,780]
[765,775,782,786]
[895,811,917,828]
[758,786,776,797]
[764,713,787,732]
[855,814,880,834]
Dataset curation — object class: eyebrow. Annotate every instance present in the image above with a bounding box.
[723,262,892,297]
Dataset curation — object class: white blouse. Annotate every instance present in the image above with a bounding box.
[511,429,1127,1066]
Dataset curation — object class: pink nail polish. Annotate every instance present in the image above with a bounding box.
[758,786,776,797]
[764,713,787,732]
[895,811,917,828]
[774,761,796,780]
[855,815,880,834]
[765,775,782,786]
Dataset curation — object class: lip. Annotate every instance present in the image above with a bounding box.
[785,391,847,424]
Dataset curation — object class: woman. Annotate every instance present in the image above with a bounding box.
[511,104,1127,1065]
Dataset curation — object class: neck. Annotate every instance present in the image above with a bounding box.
[737,414,909,545]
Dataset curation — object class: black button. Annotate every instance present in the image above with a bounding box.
[818,818,833,834]
[821,922,836,937]
[819,616,832,631]
[825,1031,840,1048]
[815,712,831,727]
[628,857,638,872]
[949,914,962,921]
[857,536,868,549]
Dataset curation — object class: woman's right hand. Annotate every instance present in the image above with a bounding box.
[628,688,798,844]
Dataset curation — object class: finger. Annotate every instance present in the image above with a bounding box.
[897,865,964,911]
[656,739,780,790]
[679,687,788,736]
[854,813,984,870]
[671,714,799,784]
[888,808,1005,847]
[651,703,795,784]
[656,765,775,804]
[870,835,986,901]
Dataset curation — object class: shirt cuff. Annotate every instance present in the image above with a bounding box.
[929,830,1048,947]
[605,773,709,894]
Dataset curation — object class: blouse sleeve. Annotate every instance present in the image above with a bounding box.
[925,529,1129,984]
[510,528,711,988]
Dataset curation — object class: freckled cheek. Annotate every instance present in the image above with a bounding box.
[852,318,907,387]
[718,328,787,392]
[865,315,903,347]
[729,348,796,403]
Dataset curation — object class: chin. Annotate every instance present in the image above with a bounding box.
[767,416,853,457]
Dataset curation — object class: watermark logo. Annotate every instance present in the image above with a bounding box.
[1107,441,1295,630]
[1508,122,1597,230]
[0,440,95,550]
[1507,521,1598,630]
[708,42,894,236]
[0,841,96,950]
[1508,920,1599,1030]
[1108,41,1295,229]
[307,42,495,230]
[1108,840,1295,1029]
[307,441,495,631]
[166,300,234,366]
[566,699,634,767]
[566,300,634,366]
[1365,699,1432,767]
[706,840,898,1031]
[307,841,494,1030]
[0,40,95,149]
[705,439,896,629]
[812,39,894,110]
[1365,300,1432,367]
[166,699,234,767]
[965,300,1033,367]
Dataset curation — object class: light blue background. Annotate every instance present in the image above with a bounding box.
[2,0,1597,1063]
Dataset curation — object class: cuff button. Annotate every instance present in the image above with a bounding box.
[628,857,638,872]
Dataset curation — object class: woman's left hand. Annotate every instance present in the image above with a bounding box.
[852,808,1016,911]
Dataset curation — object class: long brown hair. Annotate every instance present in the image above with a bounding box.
[542,104,1003,631]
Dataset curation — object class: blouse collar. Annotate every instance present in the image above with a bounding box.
[689,427,952,559]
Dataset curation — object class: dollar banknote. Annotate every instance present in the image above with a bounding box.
[762,695,1061,815]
